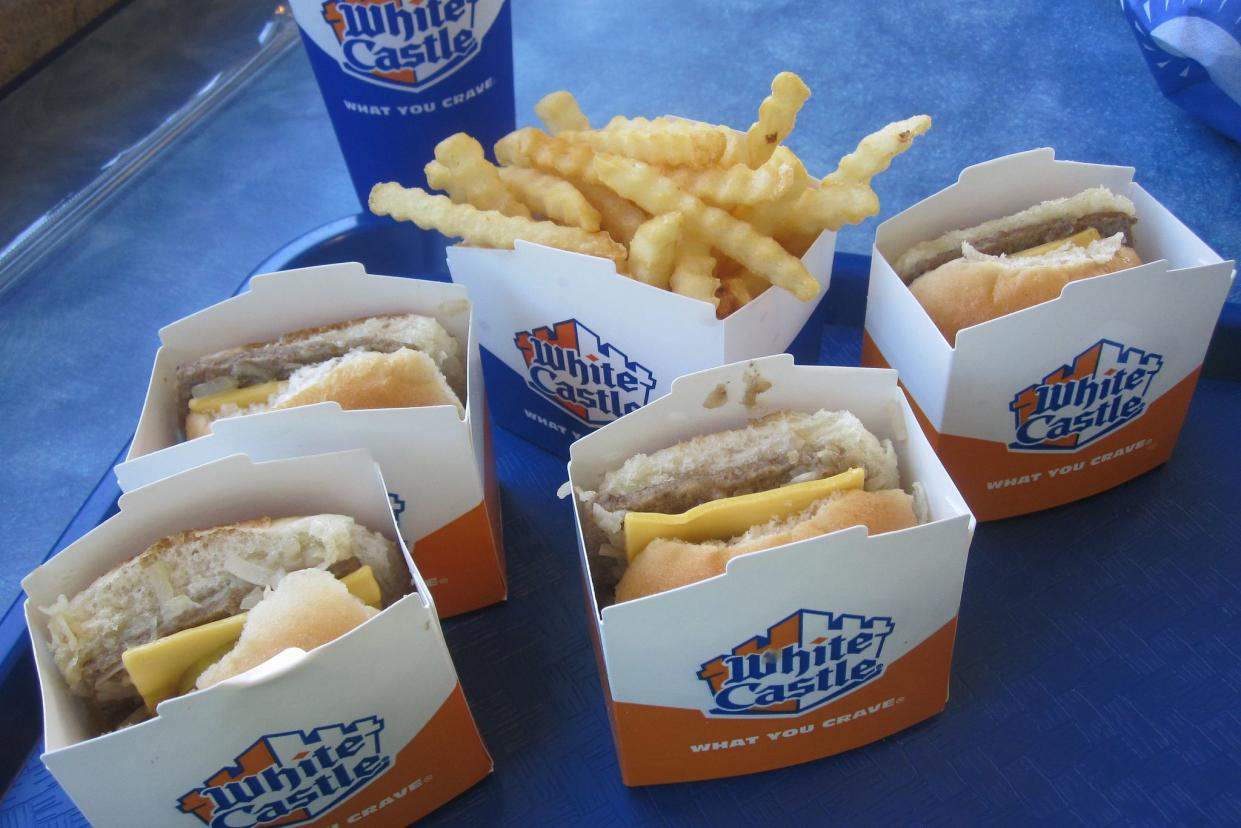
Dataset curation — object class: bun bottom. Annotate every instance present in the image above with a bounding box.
[909,246,1142,343]
[614,488,916,603]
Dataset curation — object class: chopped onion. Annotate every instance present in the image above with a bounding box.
[48,614,78,650]
[598,543,625,562]
[38,593,70,617]
[224,555,278,588]
[145,560,200,622]
[146,560,175,605]
[238,587,264,611]
[161,595,199,622]
[190,375,238,399]
[96,660,129,687]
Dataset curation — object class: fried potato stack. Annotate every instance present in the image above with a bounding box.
[370,73,931,319]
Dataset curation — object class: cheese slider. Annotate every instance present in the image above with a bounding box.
[577,410,921,604]
[39,515,409,732]
[177,313,466,440]
[894,187,1143,343]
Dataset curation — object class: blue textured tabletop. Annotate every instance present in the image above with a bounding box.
[2,1,1240,824]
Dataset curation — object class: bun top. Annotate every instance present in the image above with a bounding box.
[894,187,1137,282]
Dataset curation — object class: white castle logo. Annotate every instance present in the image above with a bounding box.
[178,716,392,828]
[309,0,504,92]
[514,319,657,426]
[698,610,896,716]
[1009,339,1164,451]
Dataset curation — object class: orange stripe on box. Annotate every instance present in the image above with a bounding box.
[607,619,958,786]
[414,501,507,618]
[412,400,506,617]
[861,332,1199,521]
[310,684,492,827]
[481,400,506,571]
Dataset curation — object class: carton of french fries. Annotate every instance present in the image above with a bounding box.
[118,263,506,618]
[370,73,932,457]
[863,149,1235,520]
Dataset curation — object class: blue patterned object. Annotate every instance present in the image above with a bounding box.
[1125,0,1241,142]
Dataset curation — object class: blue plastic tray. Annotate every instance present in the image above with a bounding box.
[3,219,1239,825]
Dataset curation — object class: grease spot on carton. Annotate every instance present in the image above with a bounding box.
[703,383,729,409]
[741,366,772,409]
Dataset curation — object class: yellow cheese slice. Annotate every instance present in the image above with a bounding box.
[623,467,864,562]
[122,566,381,711]
[1012,227,1102,258]
[187,381,283,414]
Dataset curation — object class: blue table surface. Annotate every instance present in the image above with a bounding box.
[2,1,1240,824]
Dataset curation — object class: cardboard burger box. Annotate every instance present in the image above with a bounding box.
[567,355,975,785]
[23,450,492,827]
[447,229,835,460]
[862,148,1236,521]
[120,263,505,617]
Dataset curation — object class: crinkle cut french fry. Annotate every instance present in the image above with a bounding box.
[369,183,625,263]
[570,178,648,244]
[497,166,602,232]
[433,133,530,217]
[426,158,534,220]
[496,130,650,239]
[669,238,719,309]
[425,160,465,202]
[496,128,598,183]
[662,146,806,207]
[535,90,591,135]
[823,115,932,186]
[719,129,748,167]
[593,154,819,301]
[719,268,772,316]
[718,277,750,316]
[627,212,682,289]
[744,72,811,167]
[735,181,880,236]
[560,119,726,167]
[738,268,772,299]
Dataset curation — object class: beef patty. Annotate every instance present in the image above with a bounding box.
[906,211,1136,281]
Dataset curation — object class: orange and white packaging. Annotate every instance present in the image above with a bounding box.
[23,450,492,828]
[567,355,975,786]
[447,231,835,459]
[863,149,1235,521]
[119,263,505,617]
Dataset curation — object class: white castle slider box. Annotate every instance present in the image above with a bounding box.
[23,451,492,828]
[448,232,835,460]
[863,149,1235,521]
[120,263,505,617]
[567,356,975,785]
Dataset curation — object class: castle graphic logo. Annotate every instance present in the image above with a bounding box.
[177,716,391,828]
[698,610,895,716]
[514,319,656,426]
[1009,339,1164,452]
[317,0,503,91]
